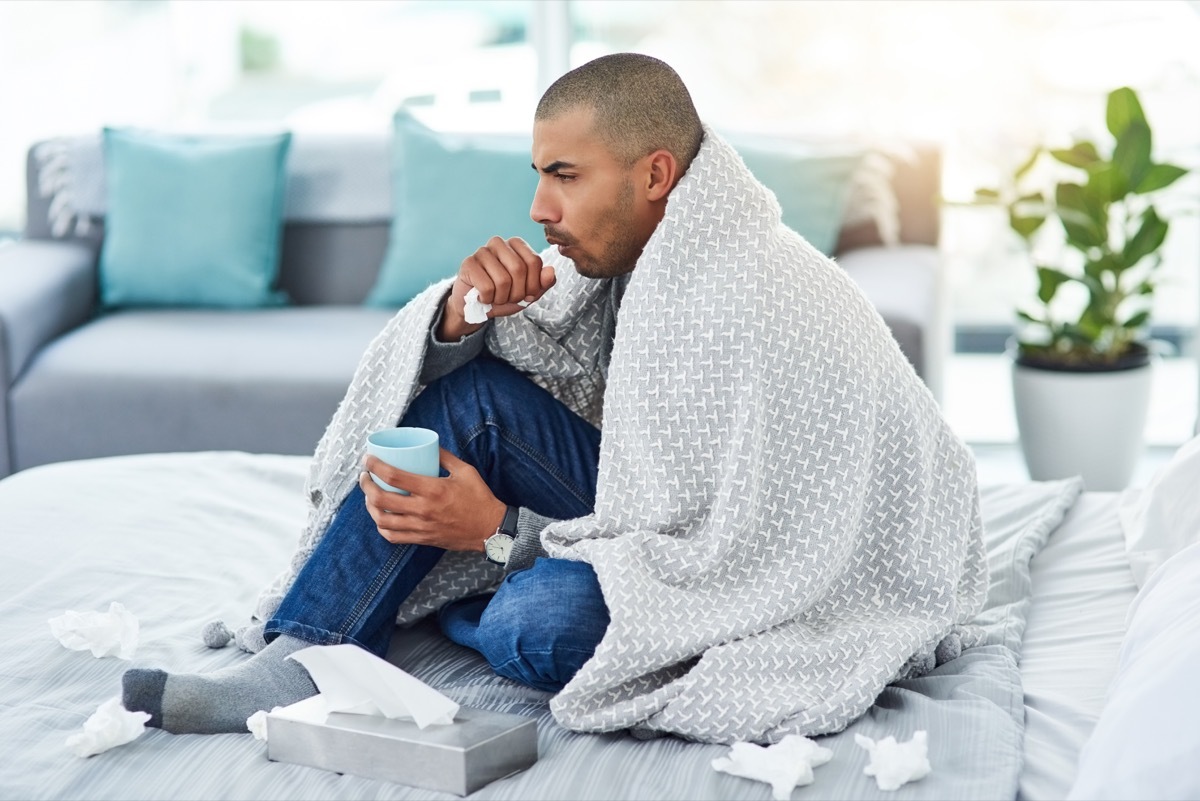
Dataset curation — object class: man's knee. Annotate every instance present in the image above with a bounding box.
[477,559,609,692]
[404,358,518,431]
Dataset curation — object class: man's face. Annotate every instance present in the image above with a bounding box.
[530,107,658,279]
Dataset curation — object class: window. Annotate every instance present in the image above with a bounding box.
[570,0,1200,341]
[3,0,1197,342]
[0,0,536,235]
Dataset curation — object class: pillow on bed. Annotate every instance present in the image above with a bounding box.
[1067,539,1200,800]
[1117,432,1200,588]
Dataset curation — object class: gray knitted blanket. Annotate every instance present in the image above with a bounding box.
[248,129,987,744]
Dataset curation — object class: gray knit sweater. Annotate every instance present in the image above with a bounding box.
[418,282,624,572]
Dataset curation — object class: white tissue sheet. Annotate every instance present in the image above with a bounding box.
[66,697,150,758]
[711,735,833,800]
[288,644,459,728]
[462,287,529,325]
[246,709,279,742]
[49,601,139,659]
[855,731,932,791]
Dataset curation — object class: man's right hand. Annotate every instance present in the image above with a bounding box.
[438,236,556,342]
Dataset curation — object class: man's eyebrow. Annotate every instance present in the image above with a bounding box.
[532,160,576,174]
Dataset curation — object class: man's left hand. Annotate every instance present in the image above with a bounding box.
[360,451,507,552]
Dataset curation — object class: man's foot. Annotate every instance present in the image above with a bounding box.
[121,634,317,734]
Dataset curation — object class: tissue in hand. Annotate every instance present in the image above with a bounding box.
[712,735,833,800]
[854,730,932,791]
[66,696,150,757]
[267,645,537,795]
[462,287,530,325]
[49,601,139,659]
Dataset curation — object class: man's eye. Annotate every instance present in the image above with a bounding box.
[556,174,575,182]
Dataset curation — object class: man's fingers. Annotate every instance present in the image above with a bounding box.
[459,238,551,313]
[362,456,439,496]
[374,517,438,545]
[471,246,511,306]
[438,448,466,472]
[508,237,544,299]
[359,471,415,513]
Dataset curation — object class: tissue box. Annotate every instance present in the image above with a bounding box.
[266,702,538,795]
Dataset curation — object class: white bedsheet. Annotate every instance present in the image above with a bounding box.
[0,452,1134,799]
[1017,491,1138,800]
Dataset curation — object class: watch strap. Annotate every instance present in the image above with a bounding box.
[498,504,520,537]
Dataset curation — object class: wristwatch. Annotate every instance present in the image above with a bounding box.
[484,505,521,566]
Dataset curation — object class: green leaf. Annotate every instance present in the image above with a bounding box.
[1135,163,1188,194]
[1056,182,1106,248]
[1123,207,1168,267]
[1137,280,1155,295]
[1085,164,1127,206]
[1113,121,1152,191]
[1050,142,1100,169]
[1016,309,1041,324]
[1014,148,1041,181]
[1078,272,1107,301]
[1084,254,1121,278]
[1010,210,1045,239]
[1061,322,1100,347]
[1036,266,1072,304]
[1077,303,1111,338]
[974,187,1001,200]
[1106,86,1147,139]
[1123,309,1151,329]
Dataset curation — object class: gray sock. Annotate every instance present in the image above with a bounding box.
[122,634,317,734]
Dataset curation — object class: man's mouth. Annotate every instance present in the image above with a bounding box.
[545,230,575,248]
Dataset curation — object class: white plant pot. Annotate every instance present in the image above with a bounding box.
[1012,359,1154,491]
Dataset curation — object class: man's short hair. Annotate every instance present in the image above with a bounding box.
[536,53,703,174]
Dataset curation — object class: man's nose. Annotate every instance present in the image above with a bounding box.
[530,181,560,225]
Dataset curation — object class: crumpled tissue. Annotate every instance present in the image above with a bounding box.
[287,644,459,728]
[49,601,139,659]
[712,735,833,800]
[246,707,283,742]
[66,696,150,757]
[462,287,529,325]
[855,730,932,791]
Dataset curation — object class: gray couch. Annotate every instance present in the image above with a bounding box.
[0,137,944,478]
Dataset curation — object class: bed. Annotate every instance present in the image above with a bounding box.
[0,447,1191,800]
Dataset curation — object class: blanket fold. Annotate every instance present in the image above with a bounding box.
[250,127,986,744]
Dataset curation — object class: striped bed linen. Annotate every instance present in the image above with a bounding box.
[0,452,1081,800]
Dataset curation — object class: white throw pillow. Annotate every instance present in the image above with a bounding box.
[1067,540,1200,799]
[1117,432,1200,588]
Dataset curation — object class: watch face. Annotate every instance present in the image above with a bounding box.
[485,533,513,563]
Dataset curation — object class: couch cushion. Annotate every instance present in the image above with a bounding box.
[366,110,544,307]
[9,308,395,471]
[99,128,292,308]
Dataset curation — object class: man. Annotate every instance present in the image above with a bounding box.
[122,53,986,744]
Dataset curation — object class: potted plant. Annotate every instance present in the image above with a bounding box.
[974,86,1189,490]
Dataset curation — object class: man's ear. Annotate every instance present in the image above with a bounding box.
[643,149,678,202]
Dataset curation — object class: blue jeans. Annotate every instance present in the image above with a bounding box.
[266,357,609,692]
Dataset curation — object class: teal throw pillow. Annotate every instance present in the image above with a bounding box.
[732,138,863,256]
[367,109,544,307]
[99,128,292,308]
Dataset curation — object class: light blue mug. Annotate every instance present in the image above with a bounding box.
[366,427,441,494]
